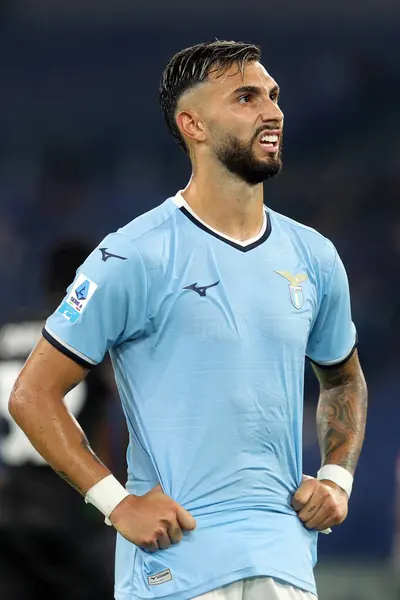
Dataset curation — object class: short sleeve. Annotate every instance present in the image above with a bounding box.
[43,233,147,368]
[306,249,357,366]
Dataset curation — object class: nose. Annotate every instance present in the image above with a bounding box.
[260,99,284,125]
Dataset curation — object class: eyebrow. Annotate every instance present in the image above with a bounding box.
[232,84,280,97]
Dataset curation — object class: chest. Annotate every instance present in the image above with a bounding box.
[146,244,318,353]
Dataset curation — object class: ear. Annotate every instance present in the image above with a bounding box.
[175,111,206,146]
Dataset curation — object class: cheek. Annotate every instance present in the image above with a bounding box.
[207,111,228,133]
[208,114,251,146]
[206,119,230,147]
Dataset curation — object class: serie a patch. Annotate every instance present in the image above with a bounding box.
[58,273,98,323]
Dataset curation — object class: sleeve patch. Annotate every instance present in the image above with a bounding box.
[57,273,98,323]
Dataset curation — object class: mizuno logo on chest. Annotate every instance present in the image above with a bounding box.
[183,281,220,297]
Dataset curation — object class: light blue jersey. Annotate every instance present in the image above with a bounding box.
[45,192,356,600]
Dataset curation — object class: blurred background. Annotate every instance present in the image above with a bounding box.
[0,2,399,599]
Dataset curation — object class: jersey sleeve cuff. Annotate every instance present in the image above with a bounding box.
[42,326,97,369]
[307,334,358,369]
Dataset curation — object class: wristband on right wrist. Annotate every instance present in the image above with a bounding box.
[317,464,354,498]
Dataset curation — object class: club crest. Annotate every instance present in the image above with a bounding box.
[274,271,308,309]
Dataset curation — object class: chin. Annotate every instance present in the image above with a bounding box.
[259,151,280,162]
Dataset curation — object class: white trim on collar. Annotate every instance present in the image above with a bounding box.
[172,191,267,248]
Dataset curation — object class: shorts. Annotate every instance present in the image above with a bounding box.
[192,577,317,600]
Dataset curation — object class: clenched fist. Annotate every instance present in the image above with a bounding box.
[109,484,196,552]
[291,476,348,532]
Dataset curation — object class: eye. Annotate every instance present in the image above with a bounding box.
[270,92,279,103]
[238,94,252,104]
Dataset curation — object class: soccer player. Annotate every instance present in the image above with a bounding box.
[9,41,367,600]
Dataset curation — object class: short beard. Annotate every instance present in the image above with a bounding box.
[214,133,283,185]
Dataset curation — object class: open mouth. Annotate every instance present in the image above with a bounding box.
[257,130,281,153]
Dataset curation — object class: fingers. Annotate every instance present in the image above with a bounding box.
[142,539,159,553]
[175,504,197,531]
[294,480,348,531]
[296,482,330,529]
[156,530,172,550]
[167,521,183,545]
[291,478,318,512]
[146,485,196,532]
[141,529,171,552]
[316,517,335,533]
[298,501,329,530]
[297,491,324,524]
[142,521,183,552]
[141,522,180,553]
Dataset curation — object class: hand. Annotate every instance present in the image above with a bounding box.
[108,484,196,552]
[291,476,348,531]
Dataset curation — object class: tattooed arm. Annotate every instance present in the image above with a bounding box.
[313,349,367,475]
[8,337,110,496]
[292,350,367,530]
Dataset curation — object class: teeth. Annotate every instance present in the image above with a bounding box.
[261,134,278,143]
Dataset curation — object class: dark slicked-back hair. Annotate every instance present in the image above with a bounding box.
[159,40,261,153]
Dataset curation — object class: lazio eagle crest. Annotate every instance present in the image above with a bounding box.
[275,271,308,309]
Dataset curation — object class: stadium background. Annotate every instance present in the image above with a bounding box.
[0,1,399,598]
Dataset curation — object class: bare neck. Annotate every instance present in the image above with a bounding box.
[181,157,265,242]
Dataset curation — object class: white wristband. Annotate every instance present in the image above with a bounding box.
[317,465,353,498]
[85,475,130,526]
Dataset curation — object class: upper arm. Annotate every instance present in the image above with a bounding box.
[306,247,357,367]
[43,233,147,368]
[10,336,88,407]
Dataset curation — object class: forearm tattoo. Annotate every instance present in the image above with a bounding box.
[314,352,367,475]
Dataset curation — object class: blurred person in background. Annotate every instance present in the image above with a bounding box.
[0,239,123,600]
[8,40,367,600]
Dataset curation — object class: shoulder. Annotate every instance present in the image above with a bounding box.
[269,208,333,249]
[117,197,179,244]
[116,196,181,271]
[269,208,337,275]
[84,198,179,281]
